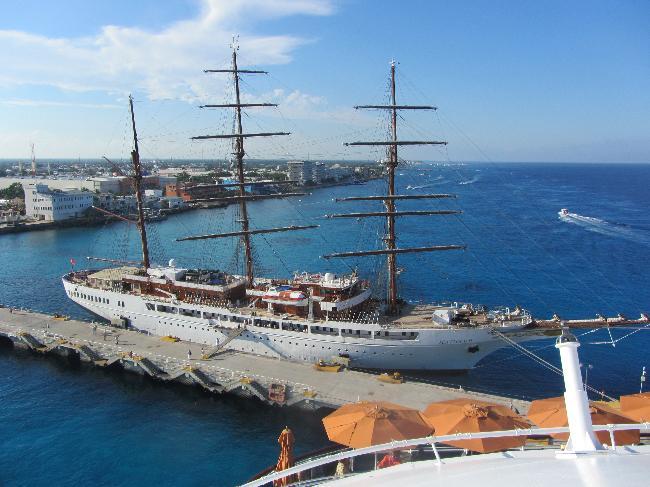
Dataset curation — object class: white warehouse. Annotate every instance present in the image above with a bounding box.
[25,183,94,221]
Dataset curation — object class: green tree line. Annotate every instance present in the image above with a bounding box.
[0,183,24,200]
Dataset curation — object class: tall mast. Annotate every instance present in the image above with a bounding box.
[231,48,254,285]
[183,42,317,287]
[386,62,399,313]
[128,95,151,270]
[324,61,464,315]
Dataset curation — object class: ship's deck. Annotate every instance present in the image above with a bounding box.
[67,273,528,330]
[379,304,513,329]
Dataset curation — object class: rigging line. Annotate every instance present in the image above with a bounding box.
[610,322,650,344]
[492,330,616,401]
[284,199,356,273]
[256,232,292,275]
[241,111,293,158]
[393,163,524,305]
[452,204,553,309]
[475,328,602,368]
[434,113,641,311]
[444,158,628,312]
[492,331,564,375]
[400,112,611,312]
[454,181,592,310]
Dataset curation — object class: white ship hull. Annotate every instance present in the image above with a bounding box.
[63,278,535,371]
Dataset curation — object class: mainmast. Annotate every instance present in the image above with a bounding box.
[231,48,255,285]
[128,94,151,270]
[182,43,317,287]
[324,61,464,315]
[386,62,399,311]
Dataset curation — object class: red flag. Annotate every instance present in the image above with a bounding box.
[70,258,77,266]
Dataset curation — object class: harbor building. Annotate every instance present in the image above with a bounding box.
[161,196,186,209]
[24,183,93,221]
[312,162,325,184]
[287,160,312,185]
[165,182,220,201]
[0,175,176,195]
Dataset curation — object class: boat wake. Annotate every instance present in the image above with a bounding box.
[559,210,650,246]
[406,177,445,190]
[459,175,480,185]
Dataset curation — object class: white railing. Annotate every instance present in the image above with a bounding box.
[242,422,650,487]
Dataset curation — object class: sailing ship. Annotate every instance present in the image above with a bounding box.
[62,48,536,371]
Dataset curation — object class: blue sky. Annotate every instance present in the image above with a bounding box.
[0,0,648,162]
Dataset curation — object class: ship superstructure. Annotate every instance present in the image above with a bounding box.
[63,53,535,371]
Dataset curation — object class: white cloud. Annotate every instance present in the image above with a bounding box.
[0,0,335,101]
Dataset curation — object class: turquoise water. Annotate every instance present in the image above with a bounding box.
[1,162,649,485]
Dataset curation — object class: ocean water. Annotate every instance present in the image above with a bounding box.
[1,162,649,485]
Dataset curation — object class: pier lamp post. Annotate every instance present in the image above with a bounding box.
[641,366,646,394]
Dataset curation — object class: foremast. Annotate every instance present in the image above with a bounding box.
[129,94,150,269]
[324,61,464,315]
[182,43,317,287]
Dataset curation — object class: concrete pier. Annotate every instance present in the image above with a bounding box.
[0,306,529,412]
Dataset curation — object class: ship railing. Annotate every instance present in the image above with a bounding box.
[242,422,650,487]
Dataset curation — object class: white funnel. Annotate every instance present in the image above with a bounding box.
[555,327,604,453]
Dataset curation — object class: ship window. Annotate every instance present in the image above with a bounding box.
[146,303,155,311]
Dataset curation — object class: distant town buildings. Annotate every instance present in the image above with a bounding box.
[287,160,312,185]
[0,209,23,225]
[0,175,176,195]
[286,161,360,186]
[24,183,94,221]
[164,182,217,201]
[162,196,186,209]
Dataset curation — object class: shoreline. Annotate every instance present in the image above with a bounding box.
[0,177,379,235]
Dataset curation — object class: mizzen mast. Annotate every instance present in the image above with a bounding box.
[183,43,316,286]
[324,61,464,315]
[129,94,151,270]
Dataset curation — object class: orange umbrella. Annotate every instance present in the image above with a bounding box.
[322,401,432,448]
[620,392,650,422]
[421,399,530,453]
[273,427,295,487]
[527,396,639,446]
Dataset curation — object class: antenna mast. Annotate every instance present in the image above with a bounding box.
[31,143,36,176]
[128,95,151,270]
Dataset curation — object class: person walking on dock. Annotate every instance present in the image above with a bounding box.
[187,349,192,361]
[92,324,97,335]
[115,335,119,345]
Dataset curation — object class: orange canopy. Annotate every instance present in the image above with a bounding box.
[421,399,530,453]
[527,396,639,446]
[620,392,650,423]
[273,427,295,487]
[322,401,432,448]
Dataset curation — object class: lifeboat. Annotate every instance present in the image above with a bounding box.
[262,285,309,306]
